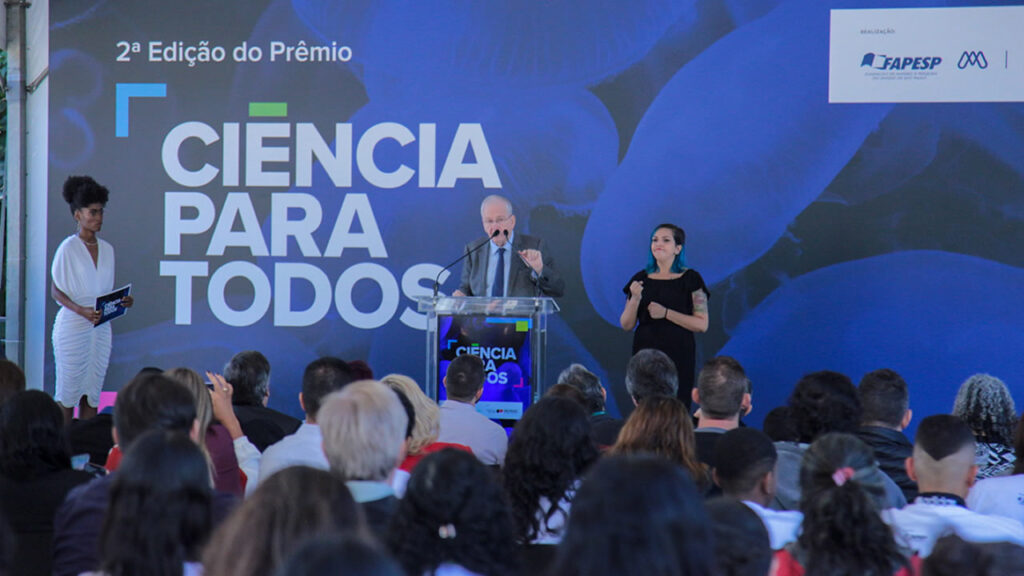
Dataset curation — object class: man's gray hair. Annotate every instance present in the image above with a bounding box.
[557,363,605,414]
[480,194,513,217]
[319,380,408,482]
[625,349,678,402]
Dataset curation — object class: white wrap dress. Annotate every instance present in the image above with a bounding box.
[51,235,115,408]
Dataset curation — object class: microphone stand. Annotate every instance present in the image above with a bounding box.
[433,230,499,298]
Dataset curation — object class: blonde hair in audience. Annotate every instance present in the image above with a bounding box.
[164,367,215,475]
[319,380,408,482]
[381,373,440,455]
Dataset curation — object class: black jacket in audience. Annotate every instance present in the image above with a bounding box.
[589,413,624,449]
[855,425,918,502]
[233,404,301,452]
[66,414,115,467]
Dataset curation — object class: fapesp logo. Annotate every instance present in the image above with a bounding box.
[957,51,988,69]
[861,52,941,70]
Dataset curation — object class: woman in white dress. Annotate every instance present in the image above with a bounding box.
[51,176,132,421]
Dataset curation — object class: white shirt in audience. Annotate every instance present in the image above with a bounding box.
[531,484,577,545]
[257,423,328,487]
[743,500,803,550]
[967,474,1024,525]
[882,493,1024,557]
[437,400,508,466]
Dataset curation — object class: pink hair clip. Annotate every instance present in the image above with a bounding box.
[832,467,855,486]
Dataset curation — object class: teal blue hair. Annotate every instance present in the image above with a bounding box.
[645,224,687,274]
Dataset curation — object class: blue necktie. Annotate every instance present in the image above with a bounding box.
[492,247,506,297]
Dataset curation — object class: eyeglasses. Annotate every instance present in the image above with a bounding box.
[483,215,512,226]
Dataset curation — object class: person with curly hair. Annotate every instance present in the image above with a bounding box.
[610,395,710,493]
[773,371,905,511]
[952,373,1018,479]
[51,175,134,422]
[502,397,598,547]
[968,412,1024,524]
[548,454,717,576]
[388,448,519,576]
[776,432,917,576]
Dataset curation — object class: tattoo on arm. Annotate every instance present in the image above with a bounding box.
[692,289,708,315]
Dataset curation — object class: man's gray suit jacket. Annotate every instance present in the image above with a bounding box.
[456,233,565,297]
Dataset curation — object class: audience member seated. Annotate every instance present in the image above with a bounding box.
[319,380,408,540]
[257,357,354,486]
[952,373,1018,479]
[52,372,238,576]
[714,428,802,550]
[0,359,26,406]
[773,370,905,511]
[503,397,598,547]
[380,373,472,474]
[610,396,710,494]
[543,383,588,407]
[548,454,717,576]
[275,534,404,576]
[692,356,751,468]
[625,348,679,404]
[0,391,93,576]
[968,412,1024,524]
[166,367,243,495]
[762,406,799,443]
[856,368,917,502]
[705,498,774,576]
[921,534,1024,576]
[883,415,1024,557]
[776,433,917,576]
[388,449,520,576]
[223,350,301,451]
[437,354,508,466]
[204,466,367,576]
[88,430,212,576]
[556,363,623,450]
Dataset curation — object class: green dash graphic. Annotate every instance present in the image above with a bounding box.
[249,102,288,117]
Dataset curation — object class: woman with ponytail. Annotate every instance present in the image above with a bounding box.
[776,433,919,576]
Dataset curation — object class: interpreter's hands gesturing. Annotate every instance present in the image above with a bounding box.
[629,280,643,300]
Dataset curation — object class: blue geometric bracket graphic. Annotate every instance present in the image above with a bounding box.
[115,83,167,137]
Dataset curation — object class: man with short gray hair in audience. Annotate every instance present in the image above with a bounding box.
[558,363,622,449]
[625,348,678,405]
[319,379,409,540]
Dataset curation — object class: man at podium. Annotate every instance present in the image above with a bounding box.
[452,195,565,298]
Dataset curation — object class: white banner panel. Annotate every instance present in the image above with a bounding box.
[830,6,1024,103]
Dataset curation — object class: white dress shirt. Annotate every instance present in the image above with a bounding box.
[437,399,508,466]
[255,422,328,490]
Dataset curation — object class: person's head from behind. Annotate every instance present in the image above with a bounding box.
[612,396,706,488]
[381,374,440,456]
[503,397,598,543]
[762,406,799,442]
[923,534,1024,576]
[952,373,1017,446]
[550,454,716,576]
[301,356,354,422]
[223,350,271,407]
[557,363,606,414]
[100,430,212,574]
[0,390,73,480]
[788,370,861,443]
[0,360,26,407]
[543,383,588,409]
[909,415,978,498]
[204,466,365,576]
[274,534,404,576]
[113,372,197,450]
[798,433,907,576]
[625,348,678,404]
[695,356,750,421]
[319,380,408,482]
[705,498,773,576]
[389,449,518,576]
[443,354,485,403]
[713,428,778,507]
[858,368,911,430]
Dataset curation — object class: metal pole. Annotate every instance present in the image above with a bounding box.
[3,0,28,365]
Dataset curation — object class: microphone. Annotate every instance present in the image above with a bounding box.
[433,229,499,297]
